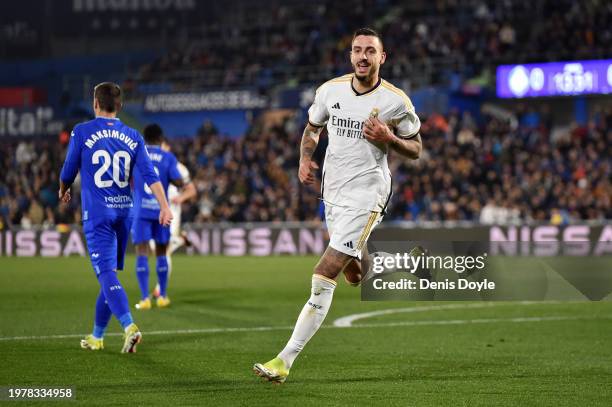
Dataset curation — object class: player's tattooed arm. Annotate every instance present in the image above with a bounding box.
[298,123,324,185]
[388,133,422,159]
[363,117,421,159]
[300,123,322,160]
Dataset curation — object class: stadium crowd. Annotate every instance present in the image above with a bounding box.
[1,106,609,229]
[133,0,612,91]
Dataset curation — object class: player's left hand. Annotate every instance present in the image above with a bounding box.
[363,117,394,144]
[159,206,173,226]
[58,188,71,203]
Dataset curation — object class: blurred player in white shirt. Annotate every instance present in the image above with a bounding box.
[254,28,423,383]
[151,139,197,298]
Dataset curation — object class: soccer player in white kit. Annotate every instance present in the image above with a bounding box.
[254,28,422,383]
[151,140,197,299]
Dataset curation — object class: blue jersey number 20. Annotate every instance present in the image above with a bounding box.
[92,150,131,188]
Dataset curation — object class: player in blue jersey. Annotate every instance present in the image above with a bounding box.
[59,82,173,353]
[131,124,187,310]
[149,138,197,299]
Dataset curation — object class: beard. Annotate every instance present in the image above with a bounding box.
[353,62,377,83]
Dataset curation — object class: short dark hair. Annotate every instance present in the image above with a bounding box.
[93,82,122,113]
[352,27,383,49]
[143,123,164,144]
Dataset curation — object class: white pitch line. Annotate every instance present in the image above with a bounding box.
[332,301,562,327]
[0,326,296,342]
[0,315,605,342]
[0,304,550,341]
[355,315,605,329]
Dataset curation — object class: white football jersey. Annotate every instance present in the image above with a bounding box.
[308,74,420,212]
[168,162,190,236]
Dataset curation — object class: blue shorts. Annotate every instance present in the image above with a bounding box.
[131,217,170,245]
[83,216,133,275]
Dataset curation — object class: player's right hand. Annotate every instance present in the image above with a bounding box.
[159,206,173,226]
[299,160,319,185]
[58,188,71,203]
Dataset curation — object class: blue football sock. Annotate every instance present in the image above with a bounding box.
[97,271,134,329]
[136,255,150,300]
[156,255,169,297]
[93,289,112,339]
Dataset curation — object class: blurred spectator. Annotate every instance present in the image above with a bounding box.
[126,0,612,92]
[16,142,35,165]
[0,107,610,226]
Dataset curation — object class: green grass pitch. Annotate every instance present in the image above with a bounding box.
[1,255,611,406]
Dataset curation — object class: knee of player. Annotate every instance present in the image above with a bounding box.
[343,271,362,287]
[135,244,149,256]
[312,263,339,281]
[155,244,168,257]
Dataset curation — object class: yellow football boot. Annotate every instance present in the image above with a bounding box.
[156,296,171,308]
[135,298,152,310]
[121,323,142,353]
[253,357,290,384]
[80,335,104,351]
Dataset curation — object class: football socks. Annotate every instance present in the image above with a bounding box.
[278,274,336,368]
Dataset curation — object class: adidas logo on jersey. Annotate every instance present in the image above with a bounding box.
[331,102,341,109]
[343,241,354,249]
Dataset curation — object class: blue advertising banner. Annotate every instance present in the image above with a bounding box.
[497,59,612,98]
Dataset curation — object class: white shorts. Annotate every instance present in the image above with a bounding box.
[324,203,383,259]
[170,205,181,237]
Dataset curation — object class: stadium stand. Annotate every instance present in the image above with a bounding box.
[1,105,609,228]
[0,0,610,229]
[132,0,612,92]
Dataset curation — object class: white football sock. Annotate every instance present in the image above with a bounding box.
[166,254,172,276]
[168,235,184,256]
[278,274,336,368]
